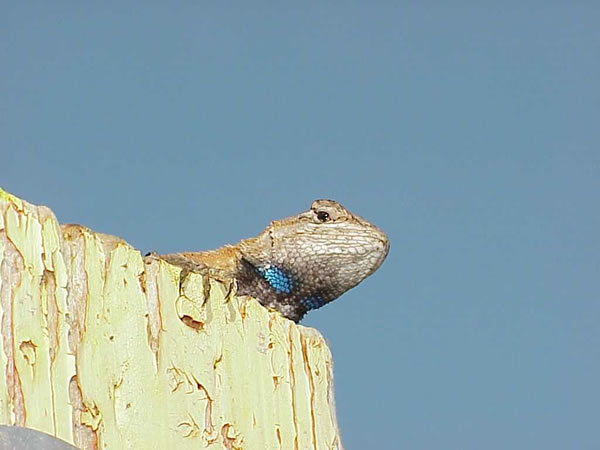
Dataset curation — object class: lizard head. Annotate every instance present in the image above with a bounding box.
[237,199,389,321]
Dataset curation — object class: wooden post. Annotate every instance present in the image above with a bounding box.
[0,188,342,449]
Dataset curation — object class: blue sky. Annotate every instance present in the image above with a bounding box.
[2,3,599,448]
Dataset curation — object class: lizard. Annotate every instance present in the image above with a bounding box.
[158,199,389,322]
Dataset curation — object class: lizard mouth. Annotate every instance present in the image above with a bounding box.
[368,230,390,274]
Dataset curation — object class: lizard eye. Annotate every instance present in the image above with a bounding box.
[316,211,330,223]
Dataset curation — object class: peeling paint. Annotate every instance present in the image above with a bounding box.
[0,237,26,426]
[0,188,343,450]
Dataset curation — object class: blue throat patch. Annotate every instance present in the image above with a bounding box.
[300,295,327,311]
[257,265,293,294]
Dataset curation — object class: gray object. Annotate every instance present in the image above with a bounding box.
[0,426,77,450]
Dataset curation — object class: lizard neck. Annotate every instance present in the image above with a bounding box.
[234,257,317,322]
[180,245,241,274]
[232,231,333,321]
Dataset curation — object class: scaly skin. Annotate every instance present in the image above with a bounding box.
[161,200,389,322]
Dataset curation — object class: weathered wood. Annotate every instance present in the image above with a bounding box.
[0,188,342,449]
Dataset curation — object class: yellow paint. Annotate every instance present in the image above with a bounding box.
[5,201,55,435]
[0,187,342,449]
[40,215,75,443]
[0,197,7,422]
[0,188,23,211]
